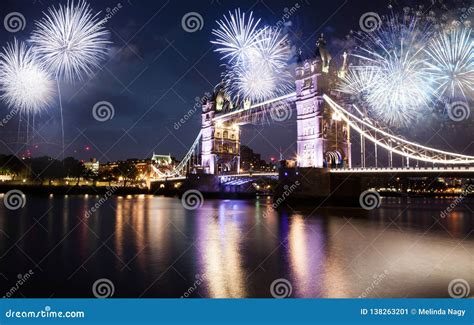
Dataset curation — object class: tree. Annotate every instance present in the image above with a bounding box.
[62,157,86,185]
[113,161,138,186]
[99,168,116,186]
[30,156,64,185]
[0,155,27,180]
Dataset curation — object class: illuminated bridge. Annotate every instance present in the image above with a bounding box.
[151,37,473,200]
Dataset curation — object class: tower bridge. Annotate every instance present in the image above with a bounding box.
[151,36,474,202]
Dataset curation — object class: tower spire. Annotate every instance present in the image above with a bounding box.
[317,33,332,73]
[297,48,303,64]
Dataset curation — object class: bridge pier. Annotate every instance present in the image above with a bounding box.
[275,167,364,206]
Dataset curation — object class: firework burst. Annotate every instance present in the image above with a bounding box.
[0,39,55,114]
[253,28,290,70]
[30,0,110,82]
[212,10,293,103]
[340,11,436,127]
[211,9,261,64]
[425,26,473,101]
[223,27,292,103]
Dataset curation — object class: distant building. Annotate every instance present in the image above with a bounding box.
[240,145,269,172]
[99,159,151,179]
[151,154,177,176]
[84,158,100,175]
[131,159,151,180]
[151,154,173,167]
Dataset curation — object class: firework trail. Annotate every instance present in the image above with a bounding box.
[30,0,110,157]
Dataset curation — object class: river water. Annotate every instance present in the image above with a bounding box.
[0,195,473,298]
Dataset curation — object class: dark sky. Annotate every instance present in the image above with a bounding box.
[0,0,472,164]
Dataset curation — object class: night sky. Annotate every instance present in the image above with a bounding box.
[0,0,472,164]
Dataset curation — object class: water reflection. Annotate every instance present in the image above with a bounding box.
[0,195,472,298]
[288,215,325,297]
[196,201,247,298]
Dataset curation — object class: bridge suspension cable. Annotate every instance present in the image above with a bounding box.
[324,95,474,165]
[152,131,202,178]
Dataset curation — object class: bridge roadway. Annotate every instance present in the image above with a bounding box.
[329,166,474,178]
[152,167,474,182]
[219,167,474,179]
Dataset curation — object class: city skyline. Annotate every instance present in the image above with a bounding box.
[0,0,473,312]
[0,0,472,165]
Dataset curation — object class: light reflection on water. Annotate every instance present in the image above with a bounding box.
[0,195,472,298]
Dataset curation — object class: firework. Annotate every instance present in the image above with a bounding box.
[211,9,261,64]
[341,11,436,127]
[253,28,290,70]
[212,9,293,103]
[223,27,292,103]
[226,61,278,102]
[0,39,55,114]
[338,66,380,99]
[425,26,473,100]
[30,0,110,82]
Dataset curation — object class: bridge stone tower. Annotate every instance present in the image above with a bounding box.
[201,88,240,175]
[295,35,351,168]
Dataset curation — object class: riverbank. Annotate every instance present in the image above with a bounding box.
[0,184,471,200]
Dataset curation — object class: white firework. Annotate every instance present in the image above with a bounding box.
[212,9,293,103]
[0,39,55,114]
[211,9,261,64]
[343,12,436,127]
[425,26,474,100]
[227,61,278,102]
[253,28,290,70]
[338,65,381,99]
[224,27,292,102]
[30,0,110,82]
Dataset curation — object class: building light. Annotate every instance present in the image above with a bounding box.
[332,112,342,121]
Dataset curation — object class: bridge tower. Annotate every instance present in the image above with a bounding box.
[201,88,240,175]
[295,35,351,168]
